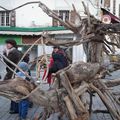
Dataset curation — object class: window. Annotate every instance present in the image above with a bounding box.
[0,11,11,26]
[59,10,70,26]
[0,11,16,27]
[59,10,69,21]
[52,10,71,26]
[6,12,10,26]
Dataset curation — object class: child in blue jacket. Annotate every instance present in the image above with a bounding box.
[16,62,30,120]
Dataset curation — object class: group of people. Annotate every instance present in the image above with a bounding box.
[2,39,68,120]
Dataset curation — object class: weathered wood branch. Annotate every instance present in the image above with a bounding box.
[0,54,34,81]
[63,96,78,120]
[82,1,91,26]
[89,84,120,120]
[45,33,95,46]
[0,59,17,76]
[97,23,120,33]
[103,79,120,87]
[60,71,87,113]
[72,4,81,21]
[38,1,78,33]
[12,36,42,78]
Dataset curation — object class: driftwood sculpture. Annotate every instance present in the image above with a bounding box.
[0,1,120,120]
[0,59,120,120]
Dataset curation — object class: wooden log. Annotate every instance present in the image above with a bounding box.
[59,71,87,114]
[75,83,88,96]
[103,79,120,87]
[0,77,36,101]
[63,83,89,120]
[63,96,78,120]
[97,80,120,116]
[60,62,101,84]
[80,82,90,110]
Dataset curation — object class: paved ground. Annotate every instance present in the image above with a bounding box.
[0,96,44,120]
[0,67,119,120]
[0,93,113,120]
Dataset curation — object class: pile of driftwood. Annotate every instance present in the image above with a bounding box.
[0,60,120,120]
[0,1,120,120]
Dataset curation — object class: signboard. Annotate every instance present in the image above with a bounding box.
[102,15,111,24]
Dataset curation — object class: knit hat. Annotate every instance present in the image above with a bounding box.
[5,39,17,48]
[18,62,29,72]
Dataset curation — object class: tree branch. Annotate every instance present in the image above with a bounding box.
[0,54,34,81]
[38,1,78,33]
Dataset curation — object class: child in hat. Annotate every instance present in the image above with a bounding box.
[16,62,30,120]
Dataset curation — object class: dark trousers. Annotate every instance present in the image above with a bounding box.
[19,99,29,119]
[10,101,19,113]
[4,72,13,80]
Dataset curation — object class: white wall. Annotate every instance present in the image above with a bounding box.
[110,0,120,17]
[0,0,55,27]
[115,0,120,17]
[110,0,113,13]
[38,45,53,56]
[0,45,6,79]
[73,45,86,63]
[15,0,55,27]
[0,0,99,27]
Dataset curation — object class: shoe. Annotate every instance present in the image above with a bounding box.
[9,110,18,114]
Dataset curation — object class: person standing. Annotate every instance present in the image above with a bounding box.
[3,39,22,80]
[3,39,22,114]
[16,62,30,120]
[49,46,68,74]
[42,56,54,86]
[23,54,33,108]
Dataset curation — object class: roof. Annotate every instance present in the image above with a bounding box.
[0,26,73,36]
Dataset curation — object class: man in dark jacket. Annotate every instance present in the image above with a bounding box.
[49,46,68,73]
[3,39,22,80]
[3,39,22,114]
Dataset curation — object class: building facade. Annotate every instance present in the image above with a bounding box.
[0,0,107,65]
[0,0,103,27]
[110,0,120,18]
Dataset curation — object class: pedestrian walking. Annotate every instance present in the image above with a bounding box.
[49,46,68,74]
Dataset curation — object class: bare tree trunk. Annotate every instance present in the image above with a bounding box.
[83,40,103,63]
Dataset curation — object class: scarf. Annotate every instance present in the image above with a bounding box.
[6,47,16,56]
